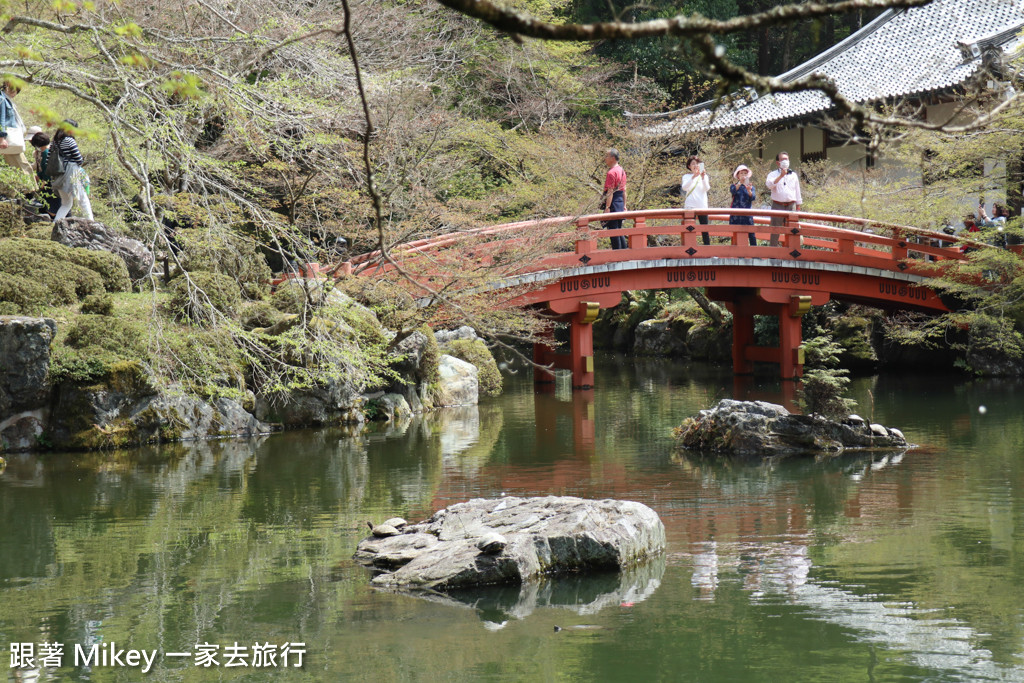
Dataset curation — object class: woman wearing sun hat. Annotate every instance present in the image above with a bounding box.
[729,164,757,246]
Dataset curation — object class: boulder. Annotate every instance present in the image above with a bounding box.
[51,218,155,282]
[255,377,364,426]
[47,379,270,450]
[435,354,478,406]
[632,319,690,356]
[434,325,478,345]
[675,399,909,457]
[0,316,56,416]
[354,496,666,591]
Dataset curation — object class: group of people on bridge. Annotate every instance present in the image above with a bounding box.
[601,148,803,247]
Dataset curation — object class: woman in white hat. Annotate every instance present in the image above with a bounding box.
[730,164,757,246]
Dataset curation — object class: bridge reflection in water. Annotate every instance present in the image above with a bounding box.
[345,207,979,388]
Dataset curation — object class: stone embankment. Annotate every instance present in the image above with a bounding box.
[0,313,493,452]
[354,496,666,591]
[675,399,909,457]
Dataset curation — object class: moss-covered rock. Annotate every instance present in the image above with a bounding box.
[169,270,241,321]
[445,338,502,396]
[831,315,879,371]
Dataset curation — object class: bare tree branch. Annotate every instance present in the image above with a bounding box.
[432,0,933,41]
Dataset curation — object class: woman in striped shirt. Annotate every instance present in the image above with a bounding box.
[52,119,93,221]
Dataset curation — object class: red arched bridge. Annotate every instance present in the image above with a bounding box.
[325,208,971,388]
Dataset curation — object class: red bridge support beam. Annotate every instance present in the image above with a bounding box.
[533,301,600,389]
[714,289,822,380]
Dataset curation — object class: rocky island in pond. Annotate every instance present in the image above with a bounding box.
[675,399,909,457]
[354,496,666,591]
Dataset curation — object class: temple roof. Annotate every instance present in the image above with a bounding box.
[641,0,1024,133]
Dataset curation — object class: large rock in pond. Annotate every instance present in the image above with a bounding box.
[354,496,666,591]
[675,399,908,456]
[435,354,479,407]
[52,218,155,282]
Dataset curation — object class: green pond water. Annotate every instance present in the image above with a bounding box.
[2,358,1024,682]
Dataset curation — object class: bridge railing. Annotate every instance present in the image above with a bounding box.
[335,207,975,279]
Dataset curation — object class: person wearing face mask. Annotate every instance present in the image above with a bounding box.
[766,151,802,246]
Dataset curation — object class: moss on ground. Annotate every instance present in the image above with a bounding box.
[445,338,502,396]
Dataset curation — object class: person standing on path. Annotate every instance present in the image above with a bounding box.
[0,82,36,183]
[52,120,94,221]
[766,151,802,246]
[681,155,711,245]
[729,164,757,246]
[602,148,628,250]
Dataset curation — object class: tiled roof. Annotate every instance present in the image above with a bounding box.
[645,0,1024,133]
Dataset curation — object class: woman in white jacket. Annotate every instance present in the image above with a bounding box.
[681,155,711,245]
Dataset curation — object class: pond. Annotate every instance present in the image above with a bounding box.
[2,358,1023,681]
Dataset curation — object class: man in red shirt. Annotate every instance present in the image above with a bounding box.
[602,149,627,250]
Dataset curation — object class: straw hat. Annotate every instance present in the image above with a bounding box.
[733,164,751,179]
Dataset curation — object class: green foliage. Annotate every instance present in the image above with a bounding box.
[239,300,285,331]
[80,292,114,315]
[0,272,49,314]
[0,202,24,238]
[50,314,148,384]
[169,271,242,322]
[341,278,417,331]
[270,279,315,315]
[0,238,130,311]
[800,331,856,418]
[174,225,271,300]
[446,338,503,397]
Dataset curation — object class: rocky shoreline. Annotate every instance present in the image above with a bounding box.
[0,315,493,453]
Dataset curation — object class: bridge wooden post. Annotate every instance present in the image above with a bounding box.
[533,328,557,384]
[630,217,646,250]
[569,301,600,389]
[731,295,756,375]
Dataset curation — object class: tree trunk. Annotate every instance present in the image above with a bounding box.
[690,289,726,327]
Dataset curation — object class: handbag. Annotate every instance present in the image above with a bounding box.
[2,126,24,155]
[1,102,25,155]
[46,144,66,178]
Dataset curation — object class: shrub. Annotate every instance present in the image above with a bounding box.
[63,314,148,358]
[271,279,314,314]
[240,300,285,331]
[80,293,114,315]
[0,272,50,313]
[50,315,149,384]
[169,271,241,322]
[800,332,856,418]
[0,238,106,305]
[340,277,417,330]
[0,202,24,238]
[175,226,271,299]
[446,338,502,396]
